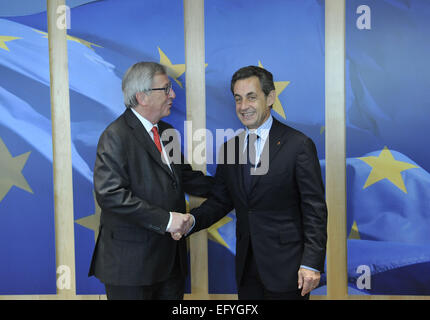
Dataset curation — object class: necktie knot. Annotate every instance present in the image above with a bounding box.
[151,126,162,153]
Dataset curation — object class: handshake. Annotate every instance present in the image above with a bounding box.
[166,212,194,241]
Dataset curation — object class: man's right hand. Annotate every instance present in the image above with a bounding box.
[166,212,193,237]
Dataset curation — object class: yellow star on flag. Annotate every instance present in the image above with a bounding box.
[158,46,208,89]
[0,137,33,202]
[358,146,418,193]
[208,216,233,249]
[66,34,102,50]
[158,47,186,88]
[348,221,361,240]
[258,61,290,119]
[75,191,101,243]
[33,29,102,50]
[0,35,21,51]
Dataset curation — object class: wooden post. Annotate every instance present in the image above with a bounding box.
[183,0,209,299]
[325,0,348,299]
[47,0,76,299]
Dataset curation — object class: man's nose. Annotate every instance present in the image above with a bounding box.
[169,87,176,99]
[237,100,245,109]
[238,101,250,111]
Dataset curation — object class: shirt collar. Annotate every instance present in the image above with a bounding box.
[245,114,273,142]
[130,107,157,133]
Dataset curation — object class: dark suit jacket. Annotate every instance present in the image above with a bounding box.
[88,108,213,286]
[190,118,327,292]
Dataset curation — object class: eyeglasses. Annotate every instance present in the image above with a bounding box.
[149,82,172,96]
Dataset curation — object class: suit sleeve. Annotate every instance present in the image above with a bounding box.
[162,121,214,198]
[180,157,214,198]
[93,128,170,235]
[189,162,234,235]
[295,138,328,272]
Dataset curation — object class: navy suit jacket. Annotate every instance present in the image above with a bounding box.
[190,118,327,292]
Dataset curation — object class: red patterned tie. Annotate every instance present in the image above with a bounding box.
[151,126,162,153]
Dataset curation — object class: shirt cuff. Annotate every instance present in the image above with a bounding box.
[300,265,320,272]
[166,212,172,232]
[185,214,195,236]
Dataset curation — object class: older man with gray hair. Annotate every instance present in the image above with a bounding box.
[88,61,213,300]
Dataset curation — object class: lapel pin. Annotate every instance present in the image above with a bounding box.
[277,141,281,146]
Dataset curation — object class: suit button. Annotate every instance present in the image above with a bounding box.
[172,181,177,189]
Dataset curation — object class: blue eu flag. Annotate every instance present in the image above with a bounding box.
[0,18,56,294]
[344,0,430,295]
[4,0,429,296]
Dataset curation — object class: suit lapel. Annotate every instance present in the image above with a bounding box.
[249,118,285,191]
[124,109,175,180]
[158,121,181,183]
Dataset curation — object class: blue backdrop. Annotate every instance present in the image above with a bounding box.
[343,0,430,295]
[1,0,429,296]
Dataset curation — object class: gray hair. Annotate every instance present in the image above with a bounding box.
[122,62,167,108]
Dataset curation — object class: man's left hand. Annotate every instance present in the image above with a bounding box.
[298,267,320,296]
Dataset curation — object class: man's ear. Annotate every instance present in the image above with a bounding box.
[136,91,148,106]
[267,90,276,107]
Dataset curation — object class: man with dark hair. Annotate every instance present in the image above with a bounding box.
[230,65,275,98]
[88,61,213,300]
[181,65,327,300]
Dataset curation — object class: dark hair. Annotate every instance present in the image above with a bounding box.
[230,65,275,96]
